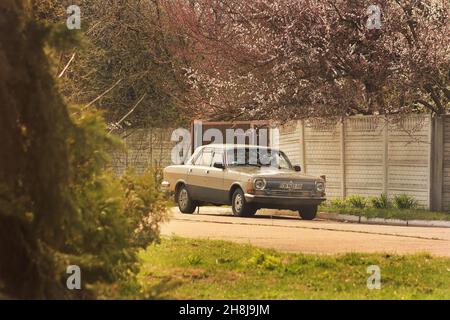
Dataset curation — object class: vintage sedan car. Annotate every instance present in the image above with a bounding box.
[162,144,326,220]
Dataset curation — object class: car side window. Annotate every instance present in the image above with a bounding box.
[212,151,224,166]
[195,149,213,166]
[192,151,202,165]
[186,148,201,165]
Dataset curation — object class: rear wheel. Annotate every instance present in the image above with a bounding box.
[232,189,256,217]
[298,205,318,220]
[177,185,196,214]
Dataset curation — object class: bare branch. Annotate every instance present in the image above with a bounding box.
[58,52,76,78]
[83,79,122,110]
[108,93,147,134]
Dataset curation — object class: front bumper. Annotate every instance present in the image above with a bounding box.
[245,193,326,208]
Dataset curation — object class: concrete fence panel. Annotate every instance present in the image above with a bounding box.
[279,115,433,208]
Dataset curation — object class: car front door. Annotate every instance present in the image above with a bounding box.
[201,149,226,204]
[186,148,213,201]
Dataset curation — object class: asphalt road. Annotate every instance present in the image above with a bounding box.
[162,207,450,257]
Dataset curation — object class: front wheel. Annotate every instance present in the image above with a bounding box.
[232,189,256,217]
[177,185,197,214]
[298,205,318,220]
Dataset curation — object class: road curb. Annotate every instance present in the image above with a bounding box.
[318,212,450,228]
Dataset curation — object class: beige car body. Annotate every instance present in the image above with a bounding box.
[162,144,326,215]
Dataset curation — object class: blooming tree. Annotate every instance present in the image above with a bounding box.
[164,0,449,121]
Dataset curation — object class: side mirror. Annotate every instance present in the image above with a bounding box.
[294,165,301,172]
[213,162,225,170]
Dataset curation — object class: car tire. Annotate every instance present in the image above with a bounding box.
[232,189,256,217]
[177,185,196,214]
[298,205,317,220]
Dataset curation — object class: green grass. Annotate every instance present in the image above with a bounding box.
[136,237,450,299]
[319,203,450,221]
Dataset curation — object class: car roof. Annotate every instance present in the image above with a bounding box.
[197,144,274,151]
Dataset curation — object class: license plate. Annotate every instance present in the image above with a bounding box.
[279,182,303,190]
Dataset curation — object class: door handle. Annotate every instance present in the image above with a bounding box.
[188,168,193,173]
[205,170,210,174]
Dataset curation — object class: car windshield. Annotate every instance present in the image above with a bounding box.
[226,147,293,170]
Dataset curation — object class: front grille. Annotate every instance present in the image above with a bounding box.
[265,179,316,191]
[263,190,313,197]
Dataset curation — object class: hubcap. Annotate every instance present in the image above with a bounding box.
[234,193,243,212]
[179,189,188,209]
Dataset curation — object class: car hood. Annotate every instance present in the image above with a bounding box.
[227,167,321,181]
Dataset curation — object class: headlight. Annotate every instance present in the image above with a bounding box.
[254,178,266,190]
[316,181,325,192]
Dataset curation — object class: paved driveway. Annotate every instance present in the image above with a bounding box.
[161,207,450,257]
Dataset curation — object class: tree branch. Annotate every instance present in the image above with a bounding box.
[108,93,147,134]
[415,99,438,114]
[57,52,76,78]
[83,79,122,110]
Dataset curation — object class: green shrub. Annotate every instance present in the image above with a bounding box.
[121,168,168,248]
[371,194,391,209]
[64,107,168,292]
[330,199,347,208]
[393,194,418,209]
[346,195,367,209]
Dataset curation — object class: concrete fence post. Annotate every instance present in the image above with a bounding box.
[299,120,306,174]
[382,116,389,197]
[340,117,346,199]
[430,116,444,211]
